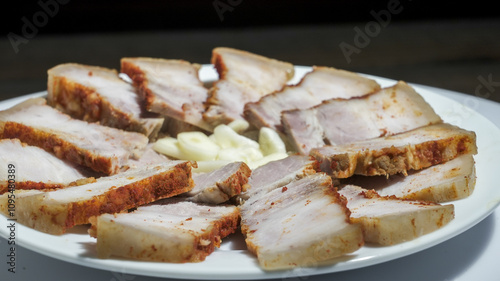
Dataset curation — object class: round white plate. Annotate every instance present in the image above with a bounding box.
[1,66,500,280]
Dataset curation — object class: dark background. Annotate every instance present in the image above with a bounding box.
[3,0,497,34]
[1,0,499,102]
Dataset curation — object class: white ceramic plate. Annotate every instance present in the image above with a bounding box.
[1,66,500,280]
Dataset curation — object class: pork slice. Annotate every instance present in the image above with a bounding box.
[244,66,381,132]
[310,123,477,178]
[90,200,239,262]
[338,185,454,245]
[0,98,149,175]
[344,155,476,203]
[283,81,443,154]
[12,161,194,235]
[47,63,164,138]
[280,108,326,155]
[238,155,318,202]
[121,58,212,132]
[240,173,364,270]
[159,114,209,137]
[181,162,251,204]
[203,47,294,126]
[123,144,169,171]
[0,190,44,217]
[0,139,94,194]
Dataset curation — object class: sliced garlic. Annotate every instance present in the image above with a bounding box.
[259,127,287,156]
[227,119,250,133]
[177,131,220,161]
[152,137,186,160]
[193,160,233,173]
[213,124,259,149]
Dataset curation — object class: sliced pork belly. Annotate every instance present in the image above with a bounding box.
[244,66,381,132]
[0,190,44,217]
[203,47,294,126]
[90,200,239,262]
[345,155,476,203]
[160,114,207,137]
[338,185,454,245]
[12,161,193,235]
[240,173,364,270]
[123,144,169,171]
[0,139,93,194]
[238,155,318,202]
[121,58,212,132]
[0,98,149,175]
[283,81,442,154]
[310,123,477,178]
[181,162,251,204]
[47,63,164,138]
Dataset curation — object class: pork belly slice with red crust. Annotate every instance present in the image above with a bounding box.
[344,154,476,203]
[338,185,454,245]
[0,98,149,175]
[203,47,294,126]
[180,162,251,204]
[238,155,318,202]
[244,66,381,132]
[90,200,239,263]
[310,123,477,178]
[283,81,442,154]
[0,139,94,194]
[12,161,194,235]
[47,63,164,138]
[240,173,364,270]
[121,58,212,133]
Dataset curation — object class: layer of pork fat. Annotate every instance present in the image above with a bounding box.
[238,155,318,202]
[0,190,44,217]
[310,123,477,178]
[13,160,193,234]
[92,200,239,262]
[240,173,364,270]
[124,144,169,171]
[282,81,442,154]
[0,98,149,175]
[338,185,454,245]
[0,139,92,194]
[47,63,164,138]
[344,154,476,203]
[244,66,381,132]
[203,47,294,126]
[181,161,251,204]
[120,58,212,132]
